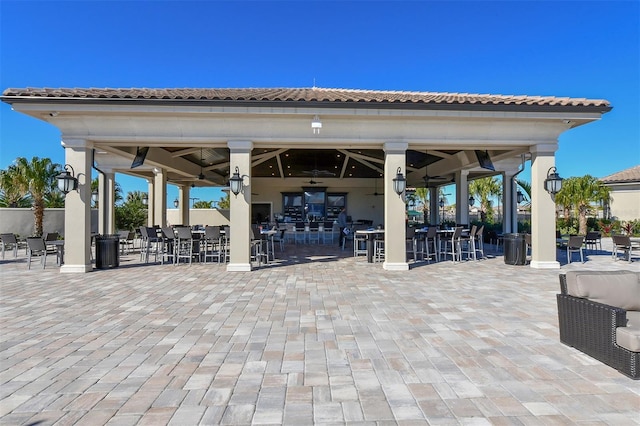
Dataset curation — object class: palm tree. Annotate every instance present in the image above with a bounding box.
[516,179,531,201]
[469,177,502,223]
[13,157,61,236]
[90,177,124,207]
[193,200,213,208]
[556,175,611,235]
[217,192,230,209]
[0,164,32,207]
[414,187,429,223]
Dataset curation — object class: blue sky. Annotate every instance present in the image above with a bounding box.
[1,1,638,206]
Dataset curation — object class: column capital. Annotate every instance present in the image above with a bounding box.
[61,138,93,149]
[530,143,558,155]
[383,141,408,154]
[228,140,254,153]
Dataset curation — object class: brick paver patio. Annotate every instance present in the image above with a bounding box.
[1,239,639,425]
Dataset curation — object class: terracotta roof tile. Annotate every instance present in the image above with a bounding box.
[1,87,611,110]
[600,165,640,183]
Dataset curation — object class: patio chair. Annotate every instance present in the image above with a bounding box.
[406,227,424,262]
[174,226,194,265]
[1,233,18,259]
[584,231,602,253]
[322,221,335,244]
[424,227,439,263]
[374,233,385,262]
[460,225,478,260]
[201,225,222,264]
[160,227,177,264]
[474,225,485,259]
[26,237,52,269]
[118,230,135,254]
[139,226,162,263]
[352,229,367,257]
[250,226,268,265]
[272,227,286,252]
[566,235,585,263]
[294,222,306,244]
[308,222,320,244]
[441,227,463,262]
[612,234,640,262]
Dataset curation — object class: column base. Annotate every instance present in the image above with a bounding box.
[60,264,93,273]
[383,262,410,271]
[530,260,560,269]
[226,263,252,272]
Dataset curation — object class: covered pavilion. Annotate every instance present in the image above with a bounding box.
[1,87,611,272]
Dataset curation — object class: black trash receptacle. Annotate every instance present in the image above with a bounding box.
[504,233,527,265]
[95,234,120,269]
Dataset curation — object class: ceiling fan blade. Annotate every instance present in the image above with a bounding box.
[302,169,335,177]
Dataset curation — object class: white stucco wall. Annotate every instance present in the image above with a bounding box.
[609,183,640,221]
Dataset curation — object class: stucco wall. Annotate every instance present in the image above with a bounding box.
[0,208,98,238]
[609,183,640,221]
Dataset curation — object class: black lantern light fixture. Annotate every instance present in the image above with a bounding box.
[392,167,406,196]
[468,195,475,207]
[544,167,563,198]
[142,193,148,206]
[91,189,99,204]
[56,164,78,195]
[173,198,179,208]
[229,166,244,196]
[516,190,524,204]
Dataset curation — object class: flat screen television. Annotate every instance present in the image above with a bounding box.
[475,150,495,171]
[327,195,345,207]
[131,147,149,169]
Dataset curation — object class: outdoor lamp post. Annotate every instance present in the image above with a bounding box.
[229,166,244,196]
[439,198,445,224]
[173,198,179,208]
[468,195,475,207]
[392,167,406,196]
[56,164,78,195]
[141,194,148,206]
[91,189,99,204]
[544,167,563,198]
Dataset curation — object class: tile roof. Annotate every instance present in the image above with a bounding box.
[600,164,640,183]
[1,87,611,111]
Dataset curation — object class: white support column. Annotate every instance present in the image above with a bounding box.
[153,168,167,227]
[455,170,470,226]
[530,144,560,269]
[146,179,154,227]
[60,139,93,273]
[429,187,439,225]
[383,141,409,271]
[227,140,253,272]
[178,185,189,226]
[503,170,518,234]
[98,172,107,235]
[102,171,116,234]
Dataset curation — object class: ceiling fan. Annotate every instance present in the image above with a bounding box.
[423,151,448,187]
[366,179,384,196]
[172,148,219,185]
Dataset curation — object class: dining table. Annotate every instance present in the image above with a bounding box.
[355,229,384,263]
[49,240,65,265]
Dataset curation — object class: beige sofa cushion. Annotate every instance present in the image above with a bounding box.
[565,270,640,310]
[617,311,640,352]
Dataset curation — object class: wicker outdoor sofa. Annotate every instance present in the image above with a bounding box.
[557,270,640,379]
